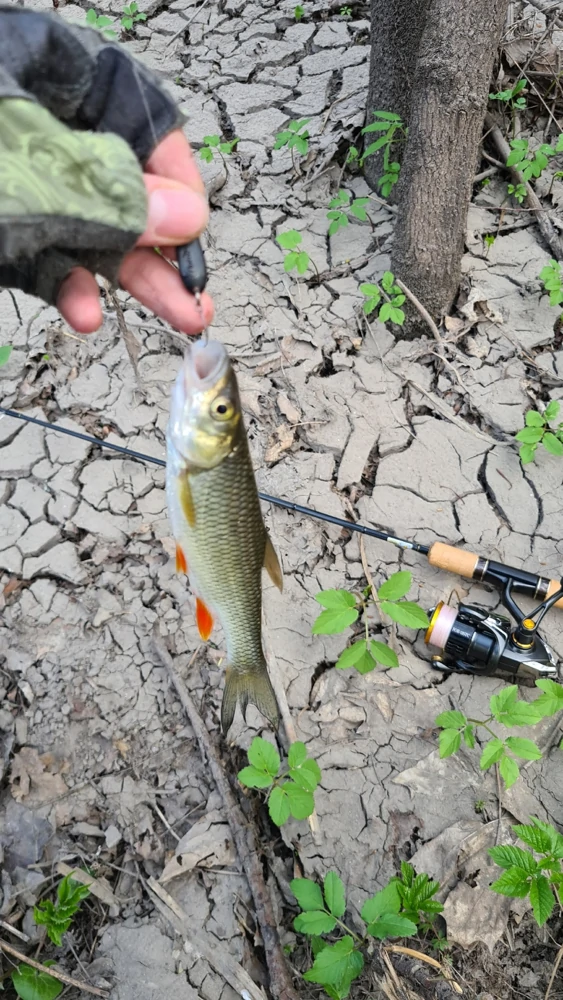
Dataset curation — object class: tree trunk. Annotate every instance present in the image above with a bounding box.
[391,0,510,332]
[364,0,431,191]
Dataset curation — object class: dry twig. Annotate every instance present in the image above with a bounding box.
[0,939,109,998]
[151,634,300,1000]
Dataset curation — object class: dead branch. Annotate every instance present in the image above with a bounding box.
[151,634,300,1000]
[0,939,109,998]
[485,112,563,261]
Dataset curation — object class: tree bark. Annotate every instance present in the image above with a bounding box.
[390,0,511,333]
[364,0,431,191]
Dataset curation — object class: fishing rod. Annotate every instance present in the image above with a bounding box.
[1,405,562,682]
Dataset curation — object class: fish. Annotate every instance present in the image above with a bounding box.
[165,339,283,735]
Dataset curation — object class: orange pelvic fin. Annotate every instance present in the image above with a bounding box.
[196,597,214,641]
[175,543,188,575]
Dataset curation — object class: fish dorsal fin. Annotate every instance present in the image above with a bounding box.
[179,471,196,528]
[176,543,188,575]
[196,597,214,641]
[264,534,283,592]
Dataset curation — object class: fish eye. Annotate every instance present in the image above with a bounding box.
[211,396,234,421]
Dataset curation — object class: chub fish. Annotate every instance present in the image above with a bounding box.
[166,339,282,734]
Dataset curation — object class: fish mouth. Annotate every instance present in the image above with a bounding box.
[189,340,228,385]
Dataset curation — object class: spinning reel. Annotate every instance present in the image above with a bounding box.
[425,575,563,680]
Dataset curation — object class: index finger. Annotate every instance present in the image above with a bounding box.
[146,129,205,194]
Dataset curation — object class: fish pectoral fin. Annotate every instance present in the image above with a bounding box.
[195,597,214,641]
[175,543,188,575]
[179,471,196,528]
[263,534,283,592]
[221,666,280,735]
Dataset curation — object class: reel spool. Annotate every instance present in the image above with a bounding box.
[424,578,563,680]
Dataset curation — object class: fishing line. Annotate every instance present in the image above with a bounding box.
[0,406,426,550]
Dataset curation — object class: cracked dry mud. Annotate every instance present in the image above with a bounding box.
[1,1,563,998]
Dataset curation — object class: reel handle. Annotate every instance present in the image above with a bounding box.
[428,543,563,611]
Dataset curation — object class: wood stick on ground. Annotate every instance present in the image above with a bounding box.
[485,112,563,261]
[545,941,563,1000]
[0,939,109,998]
[151,634,301,1000]
[147,878,268,1000]
[394,279,443,347]
[385,946,462,995]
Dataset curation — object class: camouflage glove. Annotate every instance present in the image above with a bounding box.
[0,6,183,304]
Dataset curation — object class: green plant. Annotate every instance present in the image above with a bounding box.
[274,118,310,157]
[489,78,527,110]
[507,181,526,203]
[489,817,563,925]
[291,863,443,999]
[199,134,239,163]
[0,345,12,366]
[361,111,407,197]
[483,233,495,251]
[540,258,563,310]
[85,9,117,38]
[312,571,429,675]
[238,737,321,826]
[435,679,563,788]
[11,874,91,1000]
[326,189,370,235]
[121,1,147,29]
[340,4,352,14]
[12,962,62,1000]
[507,134,563,184]
[276,230,311,275]
[515,399,563,463]
[345,146,359,166]
[360,270,406,326]
[294,4,304,19]
[34,873,91,946]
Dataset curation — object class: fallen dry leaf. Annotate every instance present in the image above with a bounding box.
[9,747,68,808]
[264,423,295,464]
[159,809,236,884]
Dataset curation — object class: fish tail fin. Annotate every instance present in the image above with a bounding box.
[221,666,280,735]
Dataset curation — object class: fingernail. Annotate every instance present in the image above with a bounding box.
[147,189,209,239]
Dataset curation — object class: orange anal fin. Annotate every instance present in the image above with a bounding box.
[175,544,188,575]
[196,597,214,641]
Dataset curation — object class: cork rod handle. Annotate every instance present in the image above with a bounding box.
[427,542,479,580]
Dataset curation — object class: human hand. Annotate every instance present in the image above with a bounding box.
[56,130,214,335]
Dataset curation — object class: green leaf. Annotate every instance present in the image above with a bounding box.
[122,16,133,28]
[86,8,97,22]
[268,785,290,826]
[361,882,401,924]
[368,914,418,939]
[490,685,518,717]
[312,608,359,635]
[363,297,380,316]
[498,702,543,727]
[288,742,308,769]
[247,737,280,776]
[378,570,412,601]
[439,729,461,759]
[380,601,429,629]
[435,710,467,729]
[371,110,402,121]
[296,252,310,274]
[533,678,563,717]
[290,877,324,911]
[505,737,542,761]
[490,868,531,897]
[335,640,371,670]
[543,432,563,455]
[529,875,555,925]
[530,817,563,858]
[277,229,302,250]
[288,118,310,132]
[363,136,390,158]
[359,283,380,297]
[520,443,537,464]
[525,410,545,427]
[285,781,314,820]
[303,937,363,991]
[369,641,399,669]
[324,871,346,917]
[513,822,553,854]
[489,845,538,873]
[274,131,291,149]
[515,427,545,444]
[464,724,475,748]
[362,121,395,133]
[289,758,322,791]
[349,200,368,221]
[237,765,274,789]
[379,301,393,323]
[200,147,213,162]
[0,344,13,366]
[12,965,63,1000]
[499,755,520,788]
[294,910,337,935]
[545,399,561,421]
[480,738,506,770]
[293,135,308,155]
[284,251,299,272]
[316,589,357,609]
